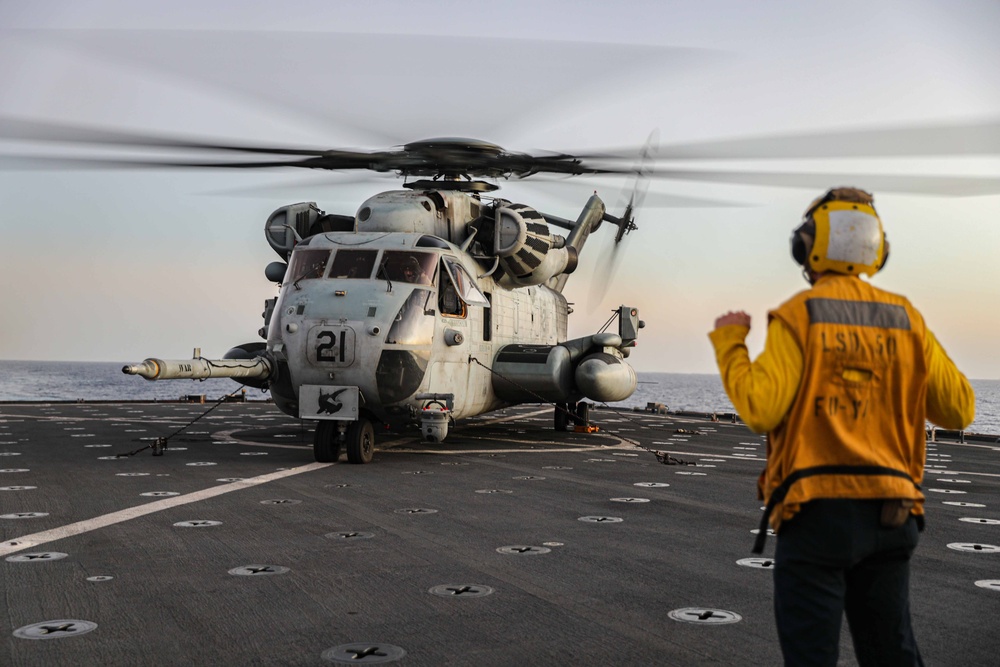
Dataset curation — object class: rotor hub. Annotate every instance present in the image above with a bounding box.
[403,179,498,192]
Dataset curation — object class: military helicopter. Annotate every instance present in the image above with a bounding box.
[5,111,996,466]
[84,132,655,464]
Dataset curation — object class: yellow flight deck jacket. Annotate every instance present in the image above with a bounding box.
[709,274,974,539]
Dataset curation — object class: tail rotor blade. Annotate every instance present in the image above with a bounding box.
[588,233,630,308]
[589,131,657,308]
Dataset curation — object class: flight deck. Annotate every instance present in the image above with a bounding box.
[1,402,998,665]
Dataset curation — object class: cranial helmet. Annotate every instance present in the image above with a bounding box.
[790,187,889,277]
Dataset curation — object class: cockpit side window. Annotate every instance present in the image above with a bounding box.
[442,258,490,307]
[286,248,332,282]
[329,249,378,279]
[439,267,466,318]
[377,251,437,285]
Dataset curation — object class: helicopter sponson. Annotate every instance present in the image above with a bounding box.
[490,333,637,404]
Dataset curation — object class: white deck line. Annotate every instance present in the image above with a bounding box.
[0,462,332,557]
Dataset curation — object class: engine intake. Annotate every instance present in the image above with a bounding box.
[492,204,576,287]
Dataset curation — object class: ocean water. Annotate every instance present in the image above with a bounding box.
[1,361,997,435]
[611,373,1000,436]
[0,360,265,403]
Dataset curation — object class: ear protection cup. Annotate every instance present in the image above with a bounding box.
[790,221,814,267]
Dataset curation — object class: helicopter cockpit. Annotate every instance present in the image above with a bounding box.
[284,247,439,284]
[282,239,488,313]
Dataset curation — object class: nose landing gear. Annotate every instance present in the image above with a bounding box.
[346,419,375,464]
[312,417,375,464]
[313,421,342,463]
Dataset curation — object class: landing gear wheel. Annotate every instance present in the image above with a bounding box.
[313,421,342,463]
[554,403,569,431]
[346,418,375,464]
[574,401,590,427]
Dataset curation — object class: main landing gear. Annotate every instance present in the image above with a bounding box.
[313,416,375,464]
[554,403,569,431]
[554,401,591,431]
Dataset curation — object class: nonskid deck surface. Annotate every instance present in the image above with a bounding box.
[1,402,997,666]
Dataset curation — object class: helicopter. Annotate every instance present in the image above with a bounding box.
[2,24,997,465]
[98,134,657,464]
[5,112,997,465]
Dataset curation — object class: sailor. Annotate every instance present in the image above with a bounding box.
[709,187,974,666]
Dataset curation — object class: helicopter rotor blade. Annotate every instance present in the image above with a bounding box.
[3,112,996,193]
[520,167,1000,197]
[0,116,348,157]
[654,119,1000,160]
[0,145,634,177]
[2,30,995,190]
[0,152,380,171]
[3,29,710,146]
[5,139,995,196]
[641,169,1000,197]
[0,115,644,178]
[565,118,1000,161]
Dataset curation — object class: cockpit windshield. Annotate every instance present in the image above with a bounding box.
[377,251,437,285]
[286,248,331,282]
[328,249,378,279]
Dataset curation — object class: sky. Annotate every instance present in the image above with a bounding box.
[0,0,998,377]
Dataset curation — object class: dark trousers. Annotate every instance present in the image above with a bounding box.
[773,499,923,667]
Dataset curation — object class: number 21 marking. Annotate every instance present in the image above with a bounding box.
[316,330,346,362]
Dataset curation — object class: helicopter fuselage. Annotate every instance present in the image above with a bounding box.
[265,230,569,424]
[125,185,642,460]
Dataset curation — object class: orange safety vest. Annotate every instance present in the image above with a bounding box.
[754,275,927,551]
